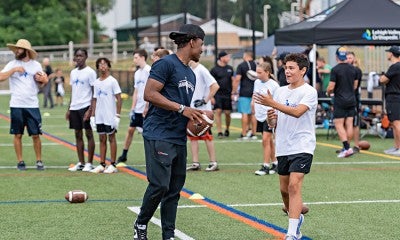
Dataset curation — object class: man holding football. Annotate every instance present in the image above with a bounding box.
[133,24,205,240]
[0,39,48,170]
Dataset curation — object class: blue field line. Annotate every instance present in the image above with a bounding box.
[0,116,310,239]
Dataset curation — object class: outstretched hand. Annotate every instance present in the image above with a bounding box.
[253,89,274,107]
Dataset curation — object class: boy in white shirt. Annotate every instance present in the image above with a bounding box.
[254,53,317,240]
[90,58,122,173]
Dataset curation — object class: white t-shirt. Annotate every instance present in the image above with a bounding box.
[93,75,122,125]
[1,60,42,108]
[133,64,151,113]
[253,78,279,122]
[190,63,217,111]
[69,66,96,110]
[274,83,318,157]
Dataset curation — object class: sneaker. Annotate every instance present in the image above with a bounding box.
[217,132,223,138]
[68,162,84,172]
[117,155,127,163]
[164,238,175,240]
[133,221,148,240]
[269,163,278,174]
[205,162,219,171]
[388,148,400,156]
[352,146,360,154]
[255,165,269,176]
[90,165,105,173]
[36,161,45,171]
[335,148,344,153]
[17,161,26,171]
[337,148,354,158]
[239,134,249,140]
[104,164,118,174]
[224,129,230,137]
[284,234,299,240]
[82,163,94,172]
[384,147,399,154]
[296,214,304,239]
[250,134,258,140]
[187,163,201,171]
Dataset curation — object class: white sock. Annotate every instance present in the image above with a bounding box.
[263,163,270,168]
[287,218,299,236]
[273,160,278,165]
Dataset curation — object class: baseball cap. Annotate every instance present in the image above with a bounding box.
[169,24,205,42]
[385,46,400,55]
[218,51,229,59]
[336,47,347,61]
[276,52,289,61]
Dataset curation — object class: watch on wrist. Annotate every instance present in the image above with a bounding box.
[178,104,185,114]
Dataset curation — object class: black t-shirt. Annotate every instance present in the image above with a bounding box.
[330,63,357,107]
[354,66,362,98]
[385,62,400,101]
[210,63,234,97]
[236,60,256,97]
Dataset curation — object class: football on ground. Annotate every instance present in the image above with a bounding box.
[65,190,88,203]
[358,140,370,150]
[187,110,214,137]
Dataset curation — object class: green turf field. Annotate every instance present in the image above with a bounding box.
[1,93,400,240]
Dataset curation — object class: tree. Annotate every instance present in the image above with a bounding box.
[0,0,114,46]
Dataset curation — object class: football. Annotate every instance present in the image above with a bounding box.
[187,110,214,137]
[282,205,309,215]
[246,70,257,81]
[65,190,88,203]
[34,71,46,83]
[358,140,370,150]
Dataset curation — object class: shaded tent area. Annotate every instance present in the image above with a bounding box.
[275,0,400,46]
[232,35,305,59]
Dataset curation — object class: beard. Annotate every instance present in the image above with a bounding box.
[15,50,27,60]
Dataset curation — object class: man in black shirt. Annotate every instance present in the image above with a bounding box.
[380,46,400,155]
[210,51,234,138]
[326,47,358,158]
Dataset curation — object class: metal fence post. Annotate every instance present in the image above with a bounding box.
[69,41,74,66]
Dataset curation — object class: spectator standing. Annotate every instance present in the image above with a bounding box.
[90,58,122,173]
[276,52,289,87]
[346,51,363,153]
[326,47,358,158]
[186,60,220,172]
[53,68,65,106]
[210,51,234,138]
[0,39,48,170]
[380,46,400,155]
[253,62,279,176]
[317,57,332,96]
[254,53,317,239]
[233,50,257,139]
[42,57,54,108]
[117,49,151,164]
[66,49,96,172]
[133,24,205,240]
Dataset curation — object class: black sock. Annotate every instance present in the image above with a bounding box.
[343,141,350,150]
[100,162,106,167]
[122,149,128,157]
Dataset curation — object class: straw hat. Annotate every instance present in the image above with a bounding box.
[7,39,37,59]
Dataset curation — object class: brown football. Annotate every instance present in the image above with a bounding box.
[65,190,88,203]
[358,140,370,150]
[187,110,214,137]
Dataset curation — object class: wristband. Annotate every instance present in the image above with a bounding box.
[178,104,185,114]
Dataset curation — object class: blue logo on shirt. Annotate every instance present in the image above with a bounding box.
[96,89,108,97]
[73,79,85,85]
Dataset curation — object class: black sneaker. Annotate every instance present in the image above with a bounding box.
[186,163,201,171]
[134,221,148,240]
[36,161,45,171]
[224,130,230,137]
[255,165,269,175]
[269,163,278,174]
[17,161,26,171]
[352,146,360,154]
[117,155,127,163]
[217,132,223,138]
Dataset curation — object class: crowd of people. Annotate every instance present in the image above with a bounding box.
[1,25,399,239]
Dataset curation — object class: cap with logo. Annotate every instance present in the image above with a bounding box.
[336,47,347,61]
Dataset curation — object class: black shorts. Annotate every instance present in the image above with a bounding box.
[10,108,42,136]
[130,113,144,128]
[386,101,400,122]
[256,120,273,133]
[213,95,232,111]
[96,124,116,135]
[333,105,356,119]
[277,153,313,175]
[69,106,92,130]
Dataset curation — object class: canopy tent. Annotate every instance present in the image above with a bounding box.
[275,0,400,46]
[232,35,305,59]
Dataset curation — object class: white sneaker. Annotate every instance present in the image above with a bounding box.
[205,162,219,171]
[90,165,105,173]
[389,149,400,156]
[337,148,354,158]
[104,164,118,174]
[384,146,397,154]
[68,162,84,172]
[82,163,93,172]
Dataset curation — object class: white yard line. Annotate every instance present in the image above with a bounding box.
[128,206,195,240]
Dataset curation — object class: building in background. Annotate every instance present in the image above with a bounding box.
[97,0,132,39]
